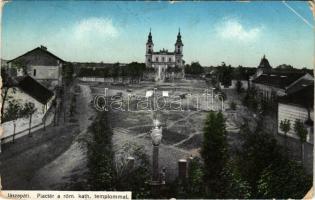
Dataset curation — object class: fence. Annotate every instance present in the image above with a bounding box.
[1,107,55,144]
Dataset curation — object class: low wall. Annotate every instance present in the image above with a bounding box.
[78,77,134,83]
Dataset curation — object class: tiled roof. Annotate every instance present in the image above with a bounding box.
[279,83,314,108]
[252,72,306,89]
[18,76,54,104]
[286,78,314,94]
[8,46,65,63]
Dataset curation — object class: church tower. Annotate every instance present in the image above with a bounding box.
[146,29,154,67]
[174,29,184,67]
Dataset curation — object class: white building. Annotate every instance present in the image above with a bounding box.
[1,76,55,146]
[145,30,184,81]
[278,84,314,143]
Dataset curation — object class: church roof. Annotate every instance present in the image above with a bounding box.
[175,29,183,45]
[258,55,272,69]
[152,49,175,55]
[146,30,153,44]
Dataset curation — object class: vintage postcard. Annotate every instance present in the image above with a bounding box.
[0,1,314,199]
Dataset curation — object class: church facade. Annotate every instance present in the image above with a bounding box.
[145,30,184,81]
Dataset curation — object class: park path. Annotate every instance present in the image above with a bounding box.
[30,84,93,189]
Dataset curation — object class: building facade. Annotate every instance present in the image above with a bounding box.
[145,30,184,81]
[278,84,314,144]
[251,55,312,102]
[7,46,65,90]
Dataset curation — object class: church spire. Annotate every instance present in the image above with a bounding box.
[175,28,183,45]
[147,28,153,44]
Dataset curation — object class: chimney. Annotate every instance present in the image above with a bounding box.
[40,45,47,51]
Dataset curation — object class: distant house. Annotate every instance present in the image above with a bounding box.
[250,55,313,101]
[278,84,314,143]
[252,72,309,101]
[7,46,65,90]
[1,75,55,144]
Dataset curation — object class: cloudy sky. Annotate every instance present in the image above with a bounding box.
[2,1,314,68]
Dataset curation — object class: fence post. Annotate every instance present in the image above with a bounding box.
[178,159,187,179]
[127,156,135,171]
[12,122,16,142]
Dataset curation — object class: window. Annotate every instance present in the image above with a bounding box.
[148,58,151,62]
[162,57,165,62]
[156,57,158,62]
[33,69,36,76]
[169,57,171,62]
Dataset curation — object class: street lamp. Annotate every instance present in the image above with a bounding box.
[150,119,162,197]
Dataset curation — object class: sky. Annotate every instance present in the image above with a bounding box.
[2,1,314,68]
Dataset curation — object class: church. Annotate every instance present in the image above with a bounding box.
[145,29,185,81]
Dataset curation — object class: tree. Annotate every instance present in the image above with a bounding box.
[69,95,76,118]
[62,63,74,86]
[87,111,115,190]
[236,129,283,197]
[185,62,204,75]
[1,69,16,123]
[114,143,151,198]
[201,111,228,198]
[127,62,146,83]
[178,157,205,198]
[3,100,23,142]
[236,80,243,93]
[294,120,308,164]
[22,102,37,136]
[217,62,233,88]
[279,119,291,151]
[257,159,312,199]
[243,87,258,112]
[230,101,236,110]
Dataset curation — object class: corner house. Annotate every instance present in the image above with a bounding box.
[1,75,55,144]
[7,46,65,90]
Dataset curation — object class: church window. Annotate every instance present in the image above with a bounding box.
[149,45,151,48]
[162,57,165,62]
[169,57,171,62]
[156,57,158,62]
[148,58,151,62]
[33,69,36,77]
